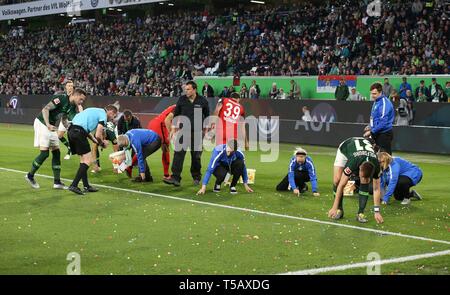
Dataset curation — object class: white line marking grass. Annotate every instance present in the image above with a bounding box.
[280,249,450,275]
[1,167,449,247]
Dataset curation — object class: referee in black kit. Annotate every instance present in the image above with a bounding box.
[163,81,210,187]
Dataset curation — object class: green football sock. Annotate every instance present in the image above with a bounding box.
[358,183,370,214]
[52,150,61,182]
[59,137,71,153]
[30,150,49,176]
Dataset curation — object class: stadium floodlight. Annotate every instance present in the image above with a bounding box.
[250,0,265,4]
[117,9,123,12]
[168,3,174,6]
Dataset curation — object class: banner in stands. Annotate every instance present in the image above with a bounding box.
[316,75,357,93]
[1,95,449,154]
[0,0,165,21]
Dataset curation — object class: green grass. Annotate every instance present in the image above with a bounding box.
[0,123,449,275]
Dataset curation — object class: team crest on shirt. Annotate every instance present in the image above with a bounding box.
[344,167,352,175]
[54,98,60,105]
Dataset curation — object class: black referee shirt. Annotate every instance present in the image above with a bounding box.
[173,93,210,132]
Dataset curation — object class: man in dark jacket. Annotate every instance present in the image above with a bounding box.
[201,82,215,98]
[335,78,349,101]
[415,80,430,101]
[164,81,210,186]
[117,109,142,135]
[428,78,446,102]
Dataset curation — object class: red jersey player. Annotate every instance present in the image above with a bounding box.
[126,105,175,179]
[214,92,248,149]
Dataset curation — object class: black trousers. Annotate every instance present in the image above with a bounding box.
[393,175,413,200]
[276,170,310,191]
[142,137,161,178]
[373,130,393,155]
[171,133,203,182]
[213,159,245,187]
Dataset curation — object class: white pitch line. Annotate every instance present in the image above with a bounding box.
[280,249,450,275]
[2,167,450,246]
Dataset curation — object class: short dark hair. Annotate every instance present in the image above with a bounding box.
[105,104,118,112]
[360,161,375,178]
[432,77,436,81]
[420,80,425,83]
[123,109,132,117]
[73,88,86,96]
[185,81,197,90]
[230,92,240,99]
[370,83,383,93]
[226,139,238,151]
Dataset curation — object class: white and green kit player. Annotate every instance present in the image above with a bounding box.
[328,137,384,224]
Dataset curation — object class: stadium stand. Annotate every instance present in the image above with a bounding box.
[0,0,448,96]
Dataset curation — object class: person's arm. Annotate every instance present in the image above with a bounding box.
[117,117,124,135]
[382,163,400,203]
[202,99,210,133]
[165,112,175,138]
[211,100,223,130]
[306,159,319,195]
[77,104,83,113]
[287,160,298,191]
[94,123,107,148]
[42,101,58,131]
[131,137,146,177]
[237,151,253,193]
[371,99,392,134]
[344,86,349,100]
[197,149,222,195]
[328,172,349,218]
[373,177,384,224]
[135,117,142,129]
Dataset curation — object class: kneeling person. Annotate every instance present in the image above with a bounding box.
[276,147,320,197]
[378,152,423,205]
[68,105,118,195]
[197,139,253,195]
[328,137,384,224]
[117,129,161,182]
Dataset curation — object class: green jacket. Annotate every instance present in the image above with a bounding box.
[335,85,349,101]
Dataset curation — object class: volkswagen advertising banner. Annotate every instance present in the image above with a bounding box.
[0,0,165,21]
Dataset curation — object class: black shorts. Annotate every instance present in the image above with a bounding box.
[68,125,91,155]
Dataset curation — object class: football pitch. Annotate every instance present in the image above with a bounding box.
[0,123,449,275]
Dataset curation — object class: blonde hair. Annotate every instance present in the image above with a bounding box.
[294,147,307,156]
[117,135,129,148]
[378,152,393,169]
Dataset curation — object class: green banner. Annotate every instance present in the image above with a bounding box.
[195,75,449,100]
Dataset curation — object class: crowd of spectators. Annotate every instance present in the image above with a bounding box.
[0,0,449,96]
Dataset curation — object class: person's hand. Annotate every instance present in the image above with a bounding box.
[197,185,206,195]
[245,140,249,151]
[363,130,371,138]
[313,192,320,197]
[374,212,384,224]
[364,125,371,132]
[101,141,109,149]
[47,124,57,131]
[244,183,253,193]
[293,188,300,197]
[328,207,338,218]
